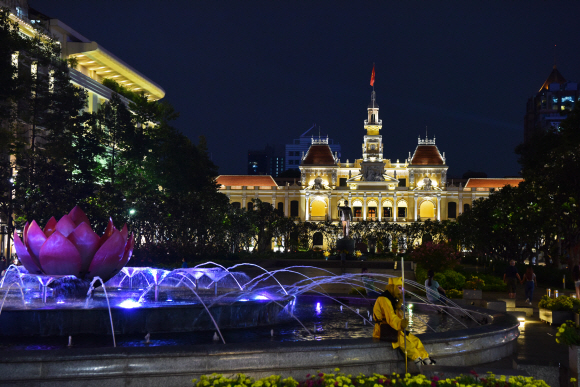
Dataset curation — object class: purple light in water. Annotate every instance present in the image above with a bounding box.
[316,302,322,315]
[254,295,269,300]
[239,298,249,302]
[118,299,142,309]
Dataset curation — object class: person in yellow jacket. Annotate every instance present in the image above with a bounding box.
[372,277,435,365]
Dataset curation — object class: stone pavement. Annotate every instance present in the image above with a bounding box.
[477,287,569,387]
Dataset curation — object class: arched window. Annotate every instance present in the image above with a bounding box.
[277,202,284,213]
[419,201,435,218]
[290,200,299,217]
[382,200,393,218]
[367,200,377,219]
[448,202,457,218]
[352,199,363,218]
[464,203,471,213]
[312,232,323,246]
[397,201,407,218]
[247,202,254,211]
[231,202,241,209]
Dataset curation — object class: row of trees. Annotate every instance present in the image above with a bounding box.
[0,9,227,263]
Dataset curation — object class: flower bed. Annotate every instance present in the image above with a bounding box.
[192,369,551,387]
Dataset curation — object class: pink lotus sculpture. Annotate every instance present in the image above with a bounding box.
[13,206,135,282]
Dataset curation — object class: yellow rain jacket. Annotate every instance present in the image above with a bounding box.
[372,278,429,361]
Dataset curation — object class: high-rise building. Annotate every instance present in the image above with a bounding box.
[247,144,285,177]
[285,124,341,171]
[524,66,579,143]
[0,0,164,259]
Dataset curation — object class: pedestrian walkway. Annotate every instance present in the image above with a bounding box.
[479,287,569,387]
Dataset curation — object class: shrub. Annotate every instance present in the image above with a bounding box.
[416,266,466,291]
[191,369,552,387]
[538,295,580,311]
[446,289,463,299]
[556,320,580,346]
[464,276,485,290]
[410,242,460,271]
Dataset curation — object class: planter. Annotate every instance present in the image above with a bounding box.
[570,345,580,381]
[462,289,482,300]
[539,308,574,325]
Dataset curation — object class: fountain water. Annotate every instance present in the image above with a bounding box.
[0,262,520,386]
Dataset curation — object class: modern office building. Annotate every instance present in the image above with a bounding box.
[285,124,341,171]
[524,65,579,143]
[247,144,285,177]
[0,0,164,258]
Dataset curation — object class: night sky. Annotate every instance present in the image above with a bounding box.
[30,1,580,178]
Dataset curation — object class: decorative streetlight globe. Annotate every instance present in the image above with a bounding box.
[12,206,135,282]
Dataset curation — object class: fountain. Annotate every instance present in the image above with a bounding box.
[0,262,520,386]
[0,208,518,385]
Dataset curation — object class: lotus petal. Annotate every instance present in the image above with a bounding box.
[120,224,128,240]
[26,220,47,263]
[43,217,57,238]
[13,231,43,274]
[55,215,76,237]
[116,233,135,271]
[99,218,116,246]
[38,231,82,276]
[69,206,91,228]
[23,222,29,244]
[68,222,100,274]
[88,229,125,281]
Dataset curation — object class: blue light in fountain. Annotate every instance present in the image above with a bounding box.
[253,295,269,300]
[315,302,322,315]
[118,299,142,309]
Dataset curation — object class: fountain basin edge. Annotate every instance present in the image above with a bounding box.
[0,306,519,387]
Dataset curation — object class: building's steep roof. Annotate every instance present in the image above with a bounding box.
[465,178,523,189]
[539,66,566,91]
[301,144,337,166]
[410,145,444,165]
[217,175,277,188]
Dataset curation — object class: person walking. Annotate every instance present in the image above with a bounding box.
[503,260,521,299]
[521,266,537,305]
[425,269,446,304]
[573,265,580,299]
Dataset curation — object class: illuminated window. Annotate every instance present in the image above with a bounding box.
[354,207,362,217]
[368,208,376,217]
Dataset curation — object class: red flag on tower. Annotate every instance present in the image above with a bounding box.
[370,64,375,87]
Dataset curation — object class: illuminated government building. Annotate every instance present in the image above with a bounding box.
[218,89,523,248]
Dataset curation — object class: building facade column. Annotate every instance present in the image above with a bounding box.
[378,193,382,221]
[437,195,441,221]
[363,193,367,221]
[459,193,463,215]
[327,193,332,221]
[393,193,398,223]
[305,194,310,221]
[414,194,418,222]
